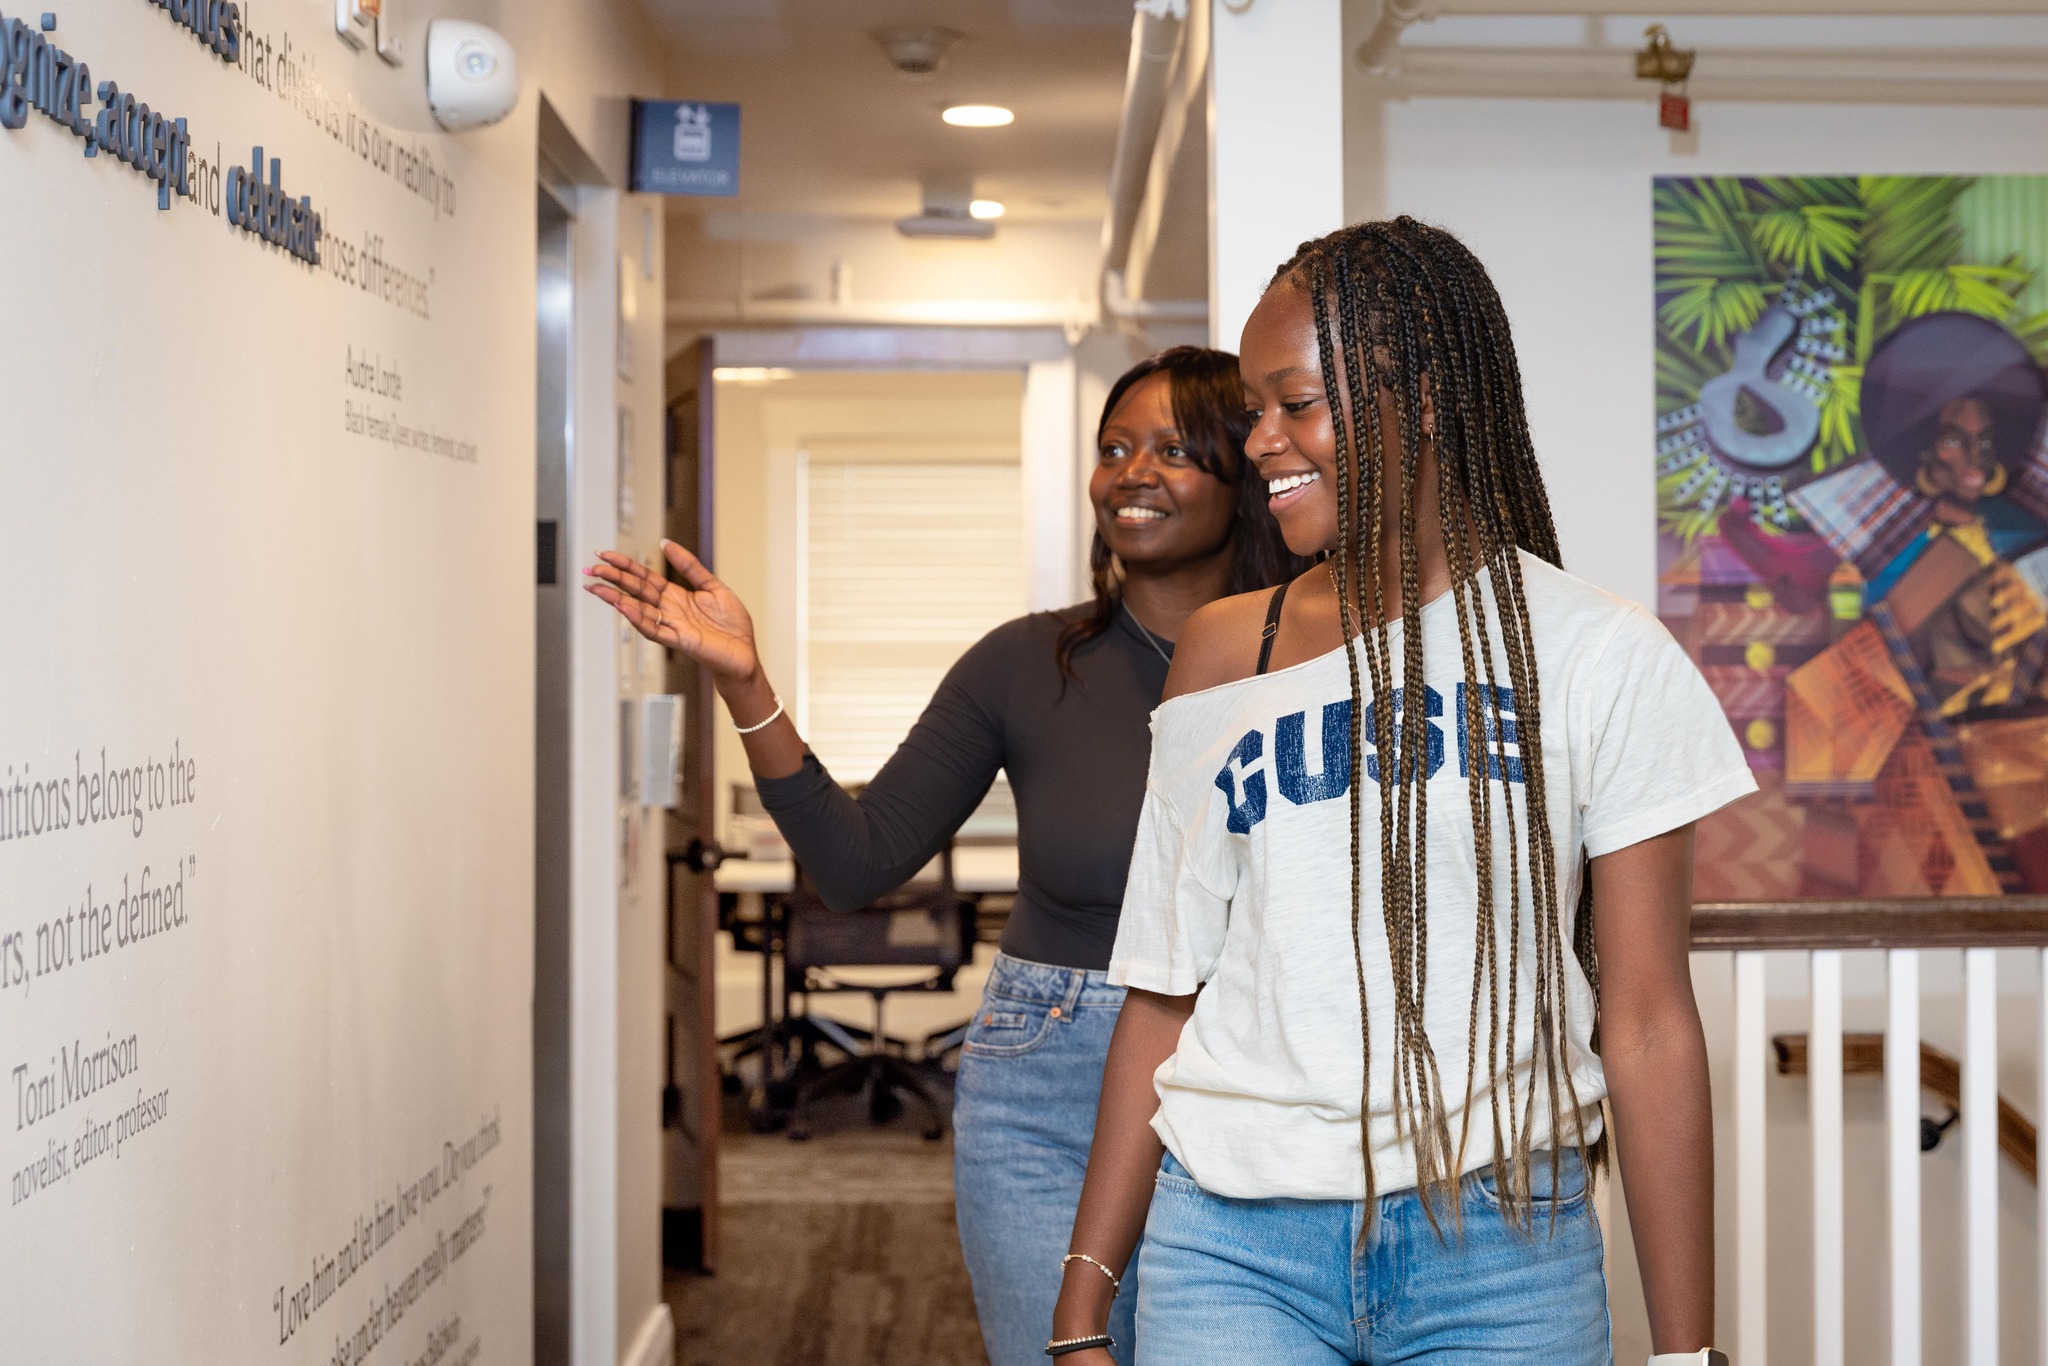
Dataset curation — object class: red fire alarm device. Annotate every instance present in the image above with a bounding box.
[1660,89,1692,132]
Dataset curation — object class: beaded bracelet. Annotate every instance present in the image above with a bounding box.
[1045,1334,1113,1358]
[1060,1252,1121,1290]
[733,698,784,735]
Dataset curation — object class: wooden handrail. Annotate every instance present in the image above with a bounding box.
[1772,1032,2038,1182]
[1691,899,2048,951]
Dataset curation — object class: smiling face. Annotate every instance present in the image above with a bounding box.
[1239,281,1341,558]
[1923,396,1999,503]
[1241,279,1440,565]
[1089,371,1239,574]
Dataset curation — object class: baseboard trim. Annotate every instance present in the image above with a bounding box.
[621,1303,675,1366]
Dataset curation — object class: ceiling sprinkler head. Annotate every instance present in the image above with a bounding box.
[873,26,962,81]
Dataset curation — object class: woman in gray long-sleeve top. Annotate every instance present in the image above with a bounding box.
[585,347,1304,1366]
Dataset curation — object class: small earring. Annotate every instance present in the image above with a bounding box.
[1986,463,2010,496]
[1916,465,1943,498]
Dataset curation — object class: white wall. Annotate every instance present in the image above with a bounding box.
[1359,93,2048,1363]
[0,1,666,1363]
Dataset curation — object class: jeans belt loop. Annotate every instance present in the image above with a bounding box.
[1059,971,1085,1020]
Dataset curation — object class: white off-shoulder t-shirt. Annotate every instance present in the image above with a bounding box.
[1109,551,1755,1200]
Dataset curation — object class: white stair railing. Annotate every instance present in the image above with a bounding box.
[1693,900,2048,1365]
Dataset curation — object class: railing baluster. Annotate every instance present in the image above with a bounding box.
[1736,949,1769,1366]
[1812,949,1845,1366]
[1965,946,2000,1366]
[1888,948,1922,1366]
[2038,946,2048,1366]
[1694,903,2048,1366]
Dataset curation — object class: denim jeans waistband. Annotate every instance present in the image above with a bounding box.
[985,950,1127,1009]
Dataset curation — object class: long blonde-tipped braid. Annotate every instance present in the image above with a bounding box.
[1321,244,1449,1217]
[1333,254,1438,1180]
[1308,255,1379,1219]
[1433,232,1556,1220]
[1276,217,1596,1235]
[1386,252,1458,1201]
[1404,230,1581,1222]
[1414,224,1601,1218]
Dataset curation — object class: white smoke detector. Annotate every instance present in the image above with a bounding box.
[873,26,962,81]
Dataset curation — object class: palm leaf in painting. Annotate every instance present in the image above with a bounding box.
[1860,175,1972,276]
[1655,178,1773,288]
[1659,278,1770,351]
[1750,176,1862,211]
[1751,204,1865,283]
[1656,328,1724,411]
[1886,263,2032,322]
[1814,364,1863,472]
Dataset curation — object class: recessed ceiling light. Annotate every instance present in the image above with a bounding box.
[969,199,1005,220]
[942,104,1013,128]
[712,367,795,383]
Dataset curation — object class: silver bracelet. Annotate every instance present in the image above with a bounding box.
[1060,1252,1121,1290]
[733,698,784,735]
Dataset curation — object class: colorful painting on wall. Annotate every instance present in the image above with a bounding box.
[1655,176,2048,901]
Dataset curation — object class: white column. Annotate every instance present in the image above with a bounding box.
[1811,950,1845,1366]
[1735,950,1769,1366]
[1022,357,1081,611]
[1207,0,1346,351]
[1888,950,1922,1366]
[1964,947,2000,1366]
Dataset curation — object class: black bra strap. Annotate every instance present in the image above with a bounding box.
[1255,581,1290,676]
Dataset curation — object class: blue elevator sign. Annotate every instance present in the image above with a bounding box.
[629,100,739,197]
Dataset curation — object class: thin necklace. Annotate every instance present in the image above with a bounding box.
[1123,602,1173,666]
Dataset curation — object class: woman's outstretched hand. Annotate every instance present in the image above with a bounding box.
[583,540,759,684]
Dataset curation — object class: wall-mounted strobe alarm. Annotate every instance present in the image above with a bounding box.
[426,20,518,131]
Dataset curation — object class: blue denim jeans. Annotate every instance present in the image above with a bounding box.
[953,952,1138,1366]
[1135,1148,1610,1365]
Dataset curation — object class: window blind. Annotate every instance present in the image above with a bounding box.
[801,456,1027,782]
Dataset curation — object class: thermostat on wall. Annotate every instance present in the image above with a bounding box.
[621,695,686,808]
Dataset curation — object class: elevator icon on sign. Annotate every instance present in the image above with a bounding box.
[673,105,712,163]
[630,99,740,197]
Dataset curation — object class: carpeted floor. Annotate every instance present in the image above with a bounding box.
[669,1200,986,1366]
[668,1089,989,1366]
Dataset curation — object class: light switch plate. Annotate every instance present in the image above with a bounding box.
[335,0,375,49]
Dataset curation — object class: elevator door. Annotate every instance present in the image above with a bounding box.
[532,168,575,1366]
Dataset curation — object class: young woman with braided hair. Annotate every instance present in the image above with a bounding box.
[586,347,1304,1366]
[1048,219,1752,1366]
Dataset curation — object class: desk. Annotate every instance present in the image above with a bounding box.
[714,845,1020,896]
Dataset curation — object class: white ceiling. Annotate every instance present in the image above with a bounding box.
[642,0,1137,224]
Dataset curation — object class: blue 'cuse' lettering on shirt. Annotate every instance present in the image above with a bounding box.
[1363,686,1444,784]
[1215,729,1268,834]
[1455,682,1523,783]
[1215,683,1522,833]
[1277,699,1351,804]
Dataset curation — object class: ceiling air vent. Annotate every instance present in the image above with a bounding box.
[896,175,995,241]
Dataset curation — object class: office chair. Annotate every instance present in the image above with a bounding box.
[780,844,975,1142]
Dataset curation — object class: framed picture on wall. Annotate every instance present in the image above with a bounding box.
[1654,174,2048,901]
